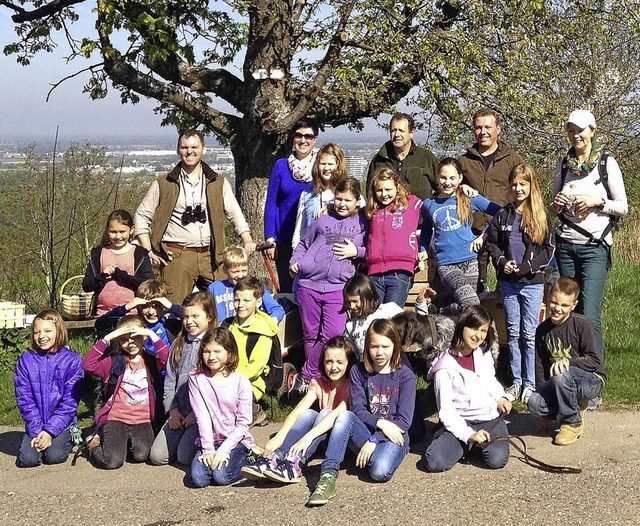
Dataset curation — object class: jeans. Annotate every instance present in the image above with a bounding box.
[555,240,609,359]
[17,428,73,468]
[437,259,480,315]
[297,286,346,381]
[424,417,509,472]
[190,443,248,487]
[91,420,155,470]
[321,411,408,482]
[369,271,413,308]
[500,281,544,389]
[278,408,331,462]
[149,422,199,466]
[527,366,604,425]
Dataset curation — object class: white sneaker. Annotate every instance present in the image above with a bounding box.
[521,386,535,405]
[505,384,521,402]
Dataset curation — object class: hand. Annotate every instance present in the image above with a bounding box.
[103,265,117,276]
[125,297,149,311]
[289,436,313,458]
[417,251,428,263]
[243,241,257,256]
[265,246,277,261]
[574,194,601,217]
[182,411,197,428]
[168,409,185,430]
[552,191,574,211]
[468,429,491,446]
[497,397,512,415]
[103,325,141,343]
[333,238,357,260]
[416,285,437,305]
[460,184,478,198]
[199,453,228,471]
[503,260,518,275]
[154,296,173,309]
[31,430,52,452]
[356,441,377,468]
[550,358,569,377]
[377,419,405,446]
[315,205,328,219]
[149,250,169,267]
[263,436,284,458]
[289,262,299,275]
[470,234,485,253]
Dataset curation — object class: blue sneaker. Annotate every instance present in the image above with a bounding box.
[241,454,276,481]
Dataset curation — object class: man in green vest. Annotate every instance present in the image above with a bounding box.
[134,129,255,303]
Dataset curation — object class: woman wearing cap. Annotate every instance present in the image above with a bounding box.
[551,110,628,360]
[264,118,319,293]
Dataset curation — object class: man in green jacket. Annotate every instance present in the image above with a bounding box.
[366,113,439,199]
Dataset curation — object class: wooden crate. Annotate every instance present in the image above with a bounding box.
[0,301,26,328]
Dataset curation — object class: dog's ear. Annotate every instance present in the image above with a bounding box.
[391,312,410,346]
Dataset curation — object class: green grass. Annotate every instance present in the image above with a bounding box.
[1,264,639,427]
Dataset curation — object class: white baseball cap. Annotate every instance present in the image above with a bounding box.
[566,110,596,130]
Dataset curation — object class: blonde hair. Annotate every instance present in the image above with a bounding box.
[31,309,68,352]
[171,292,218,368]
[508,163,548,245]
[222,245,248,269]
[438,158,472,225]
[366,167,409,218]
[312,143,348,194]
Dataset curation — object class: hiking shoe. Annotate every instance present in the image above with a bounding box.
[553,423,583,446]
[251,405,268,428]
[505,384,521,402]
[241,454,276,481]
[521,386,535,405]
[307,473,337,506]
[264,454,302,484]
[288,373,309,398]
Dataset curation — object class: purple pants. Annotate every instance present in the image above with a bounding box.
[297,285,346,381]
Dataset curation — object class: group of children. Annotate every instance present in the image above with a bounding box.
[13,149,605,505]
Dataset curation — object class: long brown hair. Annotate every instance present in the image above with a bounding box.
[311,143,348,194]
[363,319,403,373]
[366,167,409,218]
[170,292,218,368]
[438,158,472,225]
[196,327,239,374]
[508,163,548,244]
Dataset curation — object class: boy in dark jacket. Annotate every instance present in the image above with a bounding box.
[527,277,605,446]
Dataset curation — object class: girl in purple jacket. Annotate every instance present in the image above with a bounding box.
[365,168,422,307]
[289,177,368,396]
[14,310,83,467]
[188,327,254,487]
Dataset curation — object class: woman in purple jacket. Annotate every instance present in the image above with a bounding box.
[14,310,83,467]
[264,118,319,293]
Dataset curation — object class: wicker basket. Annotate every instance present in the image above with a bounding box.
[59,275,94,321]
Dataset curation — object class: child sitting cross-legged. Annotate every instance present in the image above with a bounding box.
[82,315,169,469]
[227,276,279,427]
[94,278,184,347]
[527,276,605,446]
[208,245,285,323]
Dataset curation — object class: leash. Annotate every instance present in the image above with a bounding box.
[478,412,583,474]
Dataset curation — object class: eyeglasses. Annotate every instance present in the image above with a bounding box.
[293,133,316,141]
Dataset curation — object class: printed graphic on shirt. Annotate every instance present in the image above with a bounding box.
[368,383,399,416]
[121,366,149,406]
[432,204,462,231]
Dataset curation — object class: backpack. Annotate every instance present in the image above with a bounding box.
[559,151,619,247]
[221,317,283,394]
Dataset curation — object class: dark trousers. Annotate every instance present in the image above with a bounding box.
[91,420,154,470]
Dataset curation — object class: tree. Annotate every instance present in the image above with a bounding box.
[2,0,640,237]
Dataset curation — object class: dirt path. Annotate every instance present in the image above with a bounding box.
[1,410,638,526]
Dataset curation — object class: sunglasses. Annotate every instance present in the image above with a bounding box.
[293,133,316,141]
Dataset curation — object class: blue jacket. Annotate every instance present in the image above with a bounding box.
[208,279,285,323]
[14,346,84,438]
